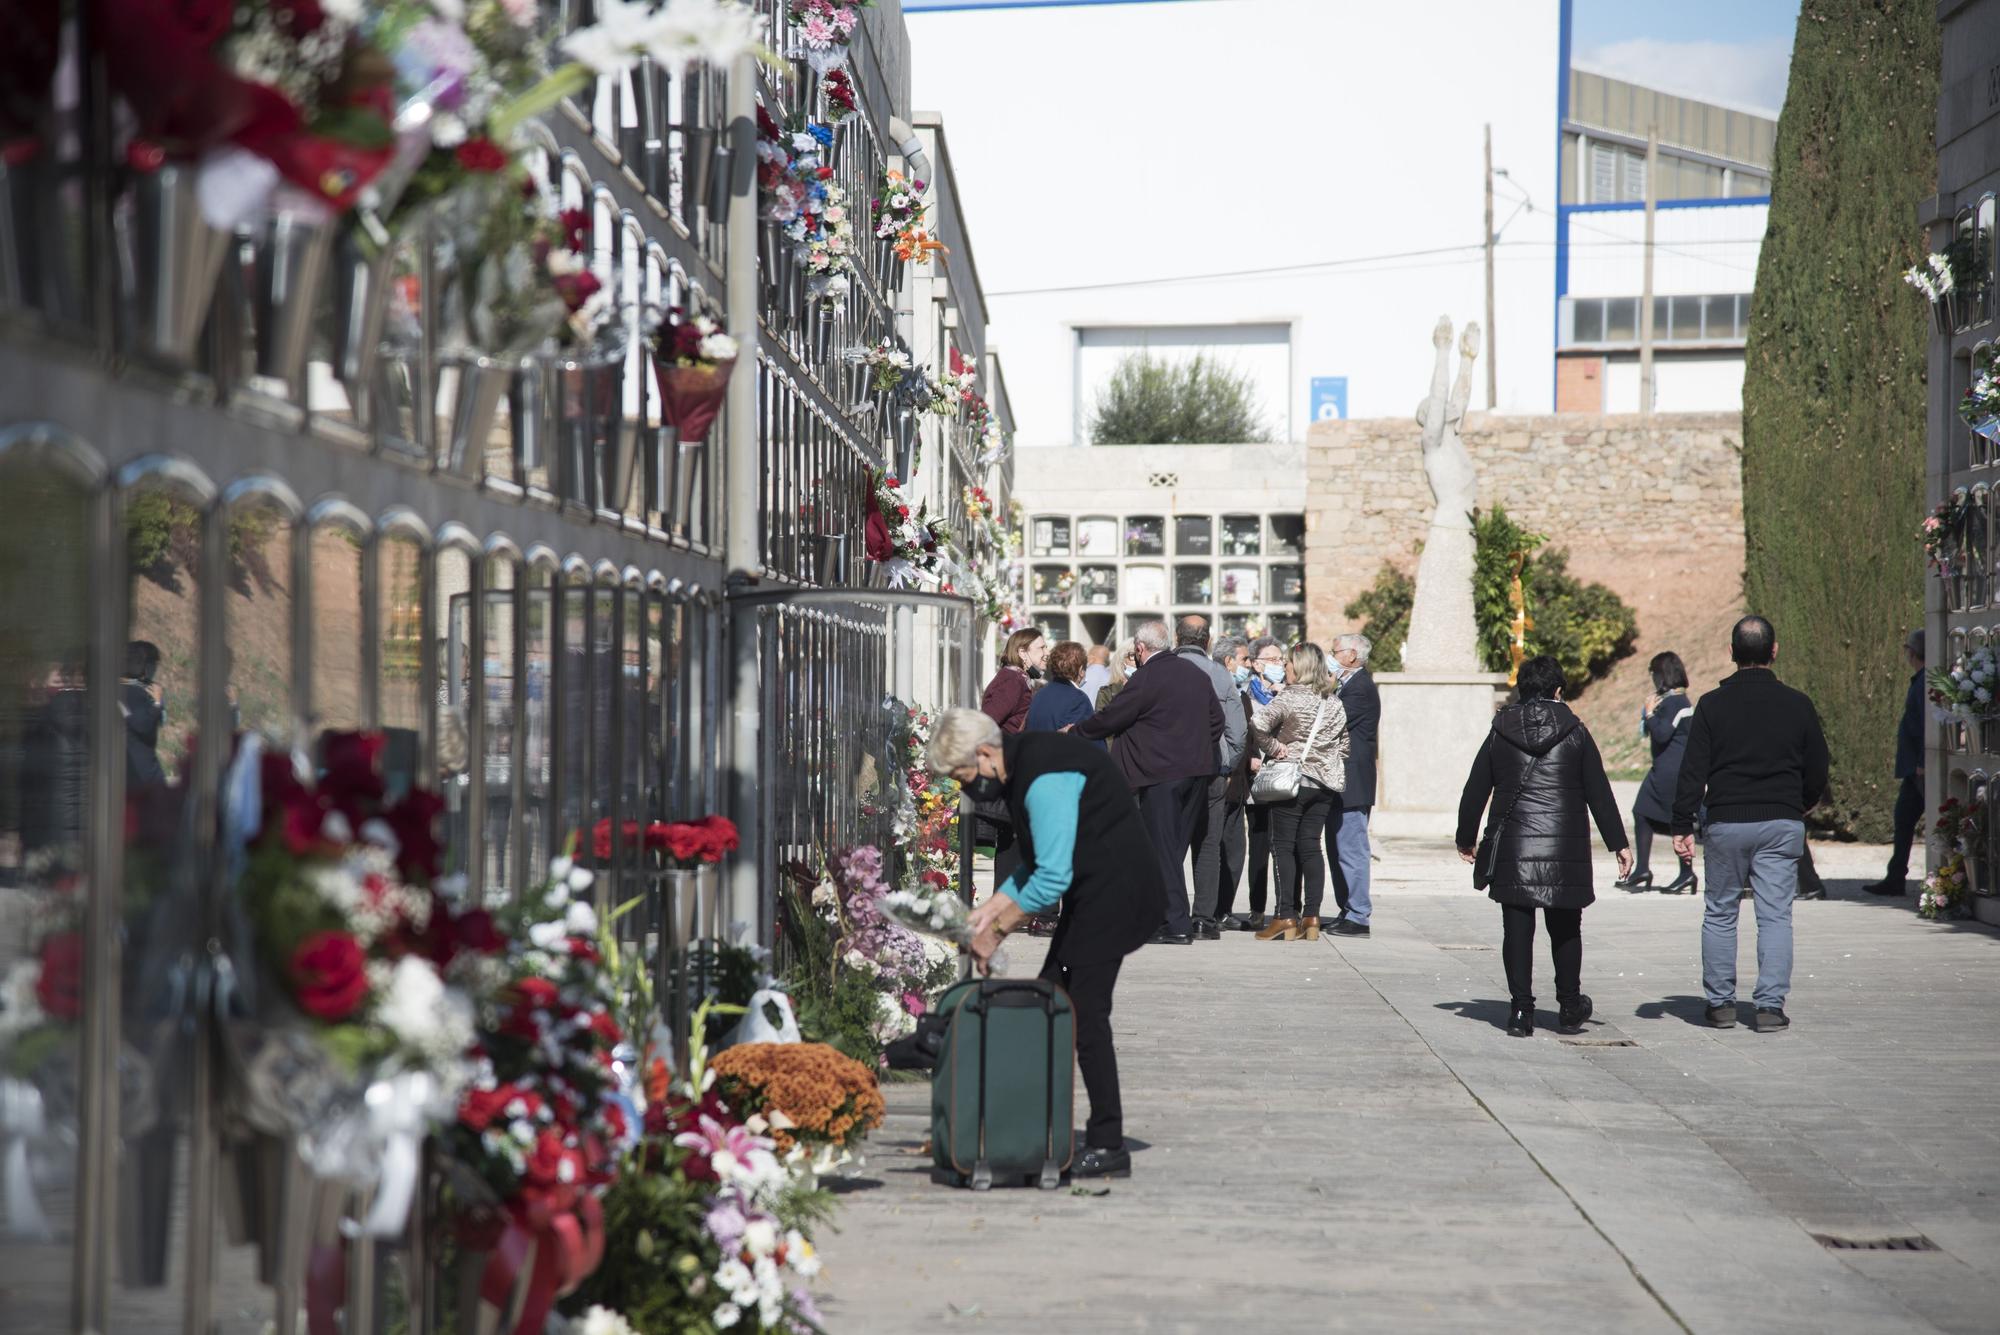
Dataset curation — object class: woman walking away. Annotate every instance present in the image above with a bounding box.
[1457,656,1631,1037]
[1026,640,1098,741]
[1249,643,1349,941]
[1618,651,1698,894]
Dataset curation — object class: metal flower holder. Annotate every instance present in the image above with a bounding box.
[252,208,335,396]
[441,353,524,480]
[121,162,231,367]
[328,230,396,420]
[544,352,625,512]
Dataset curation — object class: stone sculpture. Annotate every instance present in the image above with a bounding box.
[1402,317,1483,673]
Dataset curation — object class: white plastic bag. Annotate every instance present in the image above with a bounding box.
[727,990,802,1047]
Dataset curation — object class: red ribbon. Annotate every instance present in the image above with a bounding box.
[478,1193,606,1335]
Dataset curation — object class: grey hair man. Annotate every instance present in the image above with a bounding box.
[1324,631,1381,936]
[1173,615,1248,939]
[1076,619,1226,944]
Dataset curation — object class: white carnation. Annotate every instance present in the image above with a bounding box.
[566,901,599,935]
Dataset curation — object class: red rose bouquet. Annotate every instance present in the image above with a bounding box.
[643,814,742,870]
[447,852,634,1335]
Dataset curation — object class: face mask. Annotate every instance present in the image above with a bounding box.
[1231,665,1252,685]
[1261,662,1287,685]
[1026,666,1044,681]
[963,773,1005,803]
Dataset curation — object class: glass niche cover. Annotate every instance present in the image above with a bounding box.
[1174,514,1212,555]
[1124,564,1168,607]
[1124,516,1166,556]
[1031,515,1071,556]
[1219,565,1260,605]
[1077,565,1118,604]
[1221,515,1261,556]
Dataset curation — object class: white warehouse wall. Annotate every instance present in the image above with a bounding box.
[906,0,1562,444]
[1565,204,1768,299]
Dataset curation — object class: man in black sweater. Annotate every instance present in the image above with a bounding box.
[1862,629,1927,897]
[1672,616,1831,1033]
[1075,619,1225,945]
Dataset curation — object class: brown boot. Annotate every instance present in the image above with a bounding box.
[1255,917,1302,941]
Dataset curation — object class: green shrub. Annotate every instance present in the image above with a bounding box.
[1089,351,1271,444]
[1739,0,1936,840]
[1344,506,1637,695]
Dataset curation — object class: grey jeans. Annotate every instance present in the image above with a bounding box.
[1700,819,1806,1010]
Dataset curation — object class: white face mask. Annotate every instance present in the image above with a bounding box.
[1261,662,1287,685]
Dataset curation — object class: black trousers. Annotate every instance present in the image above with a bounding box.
[1885,773,1923,883]
[1269,786,1336,918]
[1136,777,1205,934]
[1188,777,1237,920]
[1040,950,1125,1149]
[1212,797,1250,918]
[1244,802,1275,915]
[1499,903,1583,1006]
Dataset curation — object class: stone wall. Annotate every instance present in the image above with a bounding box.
[1306,411,1747,769]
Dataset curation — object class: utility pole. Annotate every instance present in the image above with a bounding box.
[1484,123,1497,411]
[1638,123,1658,416]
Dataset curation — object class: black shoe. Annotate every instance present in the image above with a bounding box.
[1236,913,1268,932]
[1506,1002,1534,1037]
[1218,913,1255,931]
[1705,1003,1737,1029]
[1148,928,1193,946]
[1753,1006,1790,1033]
[1861,879,1907,897]
[1072,1146,1132,1178]
[1191,917,1222,940]
[1557,995,1593,1034]
[1796,881,1827,901]
[1330,919,1370,937]
[1613,870,1654,891]
[1657,865,1698,895]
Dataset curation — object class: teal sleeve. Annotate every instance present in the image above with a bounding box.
[1001,772,1087,913]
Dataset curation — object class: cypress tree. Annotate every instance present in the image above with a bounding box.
[1740,0,1938,839]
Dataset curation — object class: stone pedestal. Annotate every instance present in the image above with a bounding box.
[1370,670,1506,838]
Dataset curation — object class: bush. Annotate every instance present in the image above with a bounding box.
[1344,506,1637,695]
[1089,351,1271,444]
[1739,0,1936,841]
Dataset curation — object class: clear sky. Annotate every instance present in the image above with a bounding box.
[1571,0,1802,116]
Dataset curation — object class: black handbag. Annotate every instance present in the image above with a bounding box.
[1473,749,1547,891]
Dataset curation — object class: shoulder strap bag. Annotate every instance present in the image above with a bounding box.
[1249,694,1329,806]
[1473,745,1548,891]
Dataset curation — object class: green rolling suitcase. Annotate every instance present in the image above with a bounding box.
[929,977,1075,1190]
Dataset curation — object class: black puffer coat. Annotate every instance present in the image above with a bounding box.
[1456,699,1628,910]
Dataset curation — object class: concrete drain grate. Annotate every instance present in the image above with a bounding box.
[1558,1037,1637,1047]
[1436,944,1494,951]
[1812,1234,1939,1252]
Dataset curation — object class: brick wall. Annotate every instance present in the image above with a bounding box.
[1306,411,1747,769]
[1555,354,1605,413]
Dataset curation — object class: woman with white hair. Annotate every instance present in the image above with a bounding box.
[929,707,1163,1178]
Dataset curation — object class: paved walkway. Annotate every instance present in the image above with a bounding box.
[816,838,2000,1334]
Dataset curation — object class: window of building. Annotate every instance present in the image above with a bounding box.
[1590,143,1616,202]
[1175,514,1212,555]
[1604,297,1638,343]
[1124,516,1165,556]
[1126,564,1168,607]
[1221,515,1261,556]
[1219,565,1260,605]
[1269,564,1305,604]
[1562,293,1752,347]
[1622,149,1647,202]
[1174,564,1212,604]
[1075,516,1118,556]
[1267,515,1305,557]
[1031,515,1071,556]
[1573,299,1604,344]
[1077,565,1118,605]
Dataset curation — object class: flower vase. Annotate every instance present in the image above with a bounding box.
[683,126,717,218]
[761,220,784,301]
[696,862,722,941]
[544,352,625,510]
[120,161,231,367]
[886,253,906,294]
[674,434,705,537]
[892,408,918,474]
[252,207,335,395]
[664,868,700,952]
[1934,302,1954,339]
[811,531,847,586]
[655,357,734,445]
[0,142,78,322]
[509,358,548,492]
[440,353,520,479]
[811,304,834,365]
[328,229,395,414]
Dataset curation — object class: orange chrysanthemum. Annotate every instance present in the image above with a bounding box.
[710,1042,885,1154]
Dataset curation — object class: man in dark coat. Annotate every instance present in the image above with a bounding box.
[1074,619,1224,945]
[1325,633,1380,936]
[1672,616,1831,1033]
[1863,629,1927,897]
[935,709,1163,1179]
